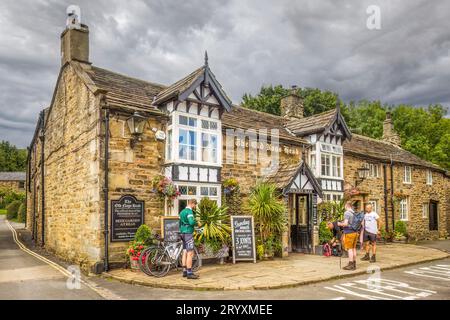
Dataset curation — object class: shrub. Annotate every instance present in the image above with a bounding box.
[6,200,22,220]
[134,224,153,246]
[319,221,333,244]
[17,202,26,223]
[0,188,25,209]
[395,221,408,237]
[195,198,231,244]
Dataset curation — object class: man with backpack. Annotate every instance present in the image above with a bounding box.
[337,201,364,270]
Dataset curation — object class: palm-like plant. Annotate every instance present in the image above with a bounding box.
[194,198,231,243]
[247,182,287,245]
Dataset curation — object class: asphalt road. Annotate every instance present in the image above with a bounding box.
[1,214,449,300]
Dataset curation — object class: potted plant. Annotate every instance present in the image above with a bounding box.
[194,198,231,262]
[247,182,287,260]
[126,241,145,271]
[393,221,408,243]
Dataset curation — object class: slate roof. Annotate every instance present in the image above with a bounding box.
[285,109,336,136]
[264,161,301,190]
[222,106,309,145]
[0,172,26,181]
[343,134,445,172]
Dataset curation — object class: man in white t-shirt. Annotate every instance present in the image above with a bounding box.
[361,203,381,263]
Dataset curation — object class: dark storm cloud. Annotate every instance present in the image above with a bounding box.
[0,0,449,147]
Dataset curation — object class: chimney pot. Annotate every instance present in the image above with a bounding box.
[61,7,89,66]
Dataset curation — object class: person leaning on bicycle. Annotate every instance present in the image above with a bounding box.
[179,199,200,280]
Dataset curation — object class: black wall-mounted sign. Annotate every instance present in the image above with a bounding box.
[231,216,256,263]
[111,195,144,242]
[161,216,180,243]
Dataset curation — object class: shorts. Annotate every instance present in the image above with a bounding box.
[363,231,377,244]
[180,233,195,252]
[342,232,358,251]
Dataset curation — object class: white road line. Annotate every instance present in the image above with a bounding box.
[5,219,124,300]
[324,285,389,300]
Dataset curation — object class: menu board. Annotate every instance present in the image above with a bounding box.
[111,195,144,242]
[161,217,180,243]
[312,194,318,226]
[231,216,256,263]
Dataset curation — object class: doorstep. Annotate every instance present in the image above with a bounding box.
[102,243,449,291]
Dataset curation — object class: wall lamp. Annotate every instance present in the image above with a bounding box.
[127,112,147,148]
[355,166,369,186]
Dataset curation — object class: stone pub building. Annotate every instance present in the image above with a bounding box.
[27,13,449,273]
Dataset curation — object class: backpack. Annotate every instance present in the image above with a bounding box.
[350,211,365,232]
[323,243,331,257]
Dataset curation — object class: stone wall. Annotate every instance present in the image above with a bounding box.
[0,181,24,192]
[27,64,103,273]
[101,114,167,265]
[344,153,449,240]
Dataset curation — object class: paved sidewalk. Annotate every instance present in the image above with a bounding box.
[104,243,449,291]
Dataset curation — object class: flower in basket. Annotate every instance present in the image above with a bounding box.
[126,241,145,261]
[223,177,239,195]
[151,175,181,200]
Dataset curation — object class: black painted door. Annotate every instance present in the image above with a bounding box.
[291,194,311,253]
[429,201,438,231]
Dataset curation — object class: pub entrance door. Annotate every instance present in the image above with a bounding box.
[290,194,312,253]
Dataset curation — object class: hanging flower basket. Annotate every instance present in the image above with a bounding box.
[223,178,239,195]
[151,175,181,202]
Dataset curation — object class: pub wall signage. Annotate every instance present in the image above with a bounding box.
[111,195,144,242]
[234,137,300,156]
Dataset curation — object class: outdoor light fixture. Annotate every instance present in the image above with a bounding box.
[127,112,147,148]
[355,166,370,186]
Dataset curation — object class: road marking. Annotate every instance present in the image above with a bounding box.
[404,264,450,281]
[325,278,436,300]
[5,219,124,300]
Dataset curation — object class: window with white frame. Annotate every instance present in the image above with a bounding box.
[368,200,378,213]
[172,184,221,215]
[422,203,429,219]
[403,166,412,184]
[323,192,343,203]
[167,111,221,165]
[364,163,379,178]
[426,170,433,185]
[310,154,316,172]
[400,197,409,221]
[321,154,342,178]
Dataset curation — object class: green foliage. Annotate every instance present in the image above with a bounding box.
[394,221,408,237]
[380,227,394,242]
[0,141,27,172]
[343,100,387,138]
[319,221,333,244]
[17,203,26,223]
[195,198,231,244]
[134,224,154,246]
[0,188,25,209]
[318,199,345,222]
[247,182,287,257]
[6,200,22,220]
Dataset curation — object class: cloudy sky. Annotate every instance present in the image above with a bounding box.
[1,0,449,147]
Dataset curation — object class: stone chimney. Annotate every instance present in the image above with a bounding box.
[280,85,304,120]
[61,6,90,66]
[383,112,401,145]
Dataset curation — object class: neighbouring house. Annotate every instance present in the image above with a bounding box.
[26,10,449,274]
[0,172,26,192]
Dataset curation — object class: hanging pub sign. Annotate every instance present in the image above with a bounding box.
[312,194,318,226]
[111,195,144,242]
[231,216,256,264]
[161,216,180,243]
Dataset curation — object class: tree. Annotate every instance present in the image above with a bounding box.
[0,141,27,172]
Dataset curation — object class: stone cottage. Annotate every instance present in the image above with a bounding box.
[26,12,449,274]
[0,172,26,192]
[26,17,323,273]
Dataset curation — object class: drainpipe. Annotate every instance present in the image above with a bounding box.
[103,109,110,272]
[383,164,389,232]
[25,147,30,229]
[390,159,395,231]
[39,111,45,247]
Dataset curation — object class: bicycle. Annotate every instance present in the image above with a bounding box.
[140,233,201,277]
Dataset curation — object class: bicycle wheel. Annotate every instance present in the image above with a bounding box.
[146,247,171,277]
[192,247,202,272]
[139,245,158,276]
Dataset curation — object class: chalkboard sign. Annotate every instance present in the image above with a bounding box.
[111,195,144,242]
[161,216,180,243]
[231,216,256,263]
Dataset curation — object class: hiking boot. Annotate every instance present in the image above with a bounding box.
[370,255,376,263]
[187,273,200,280]
[343,261,356,271]
[182,271,187,277]
[361,253,370,261]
